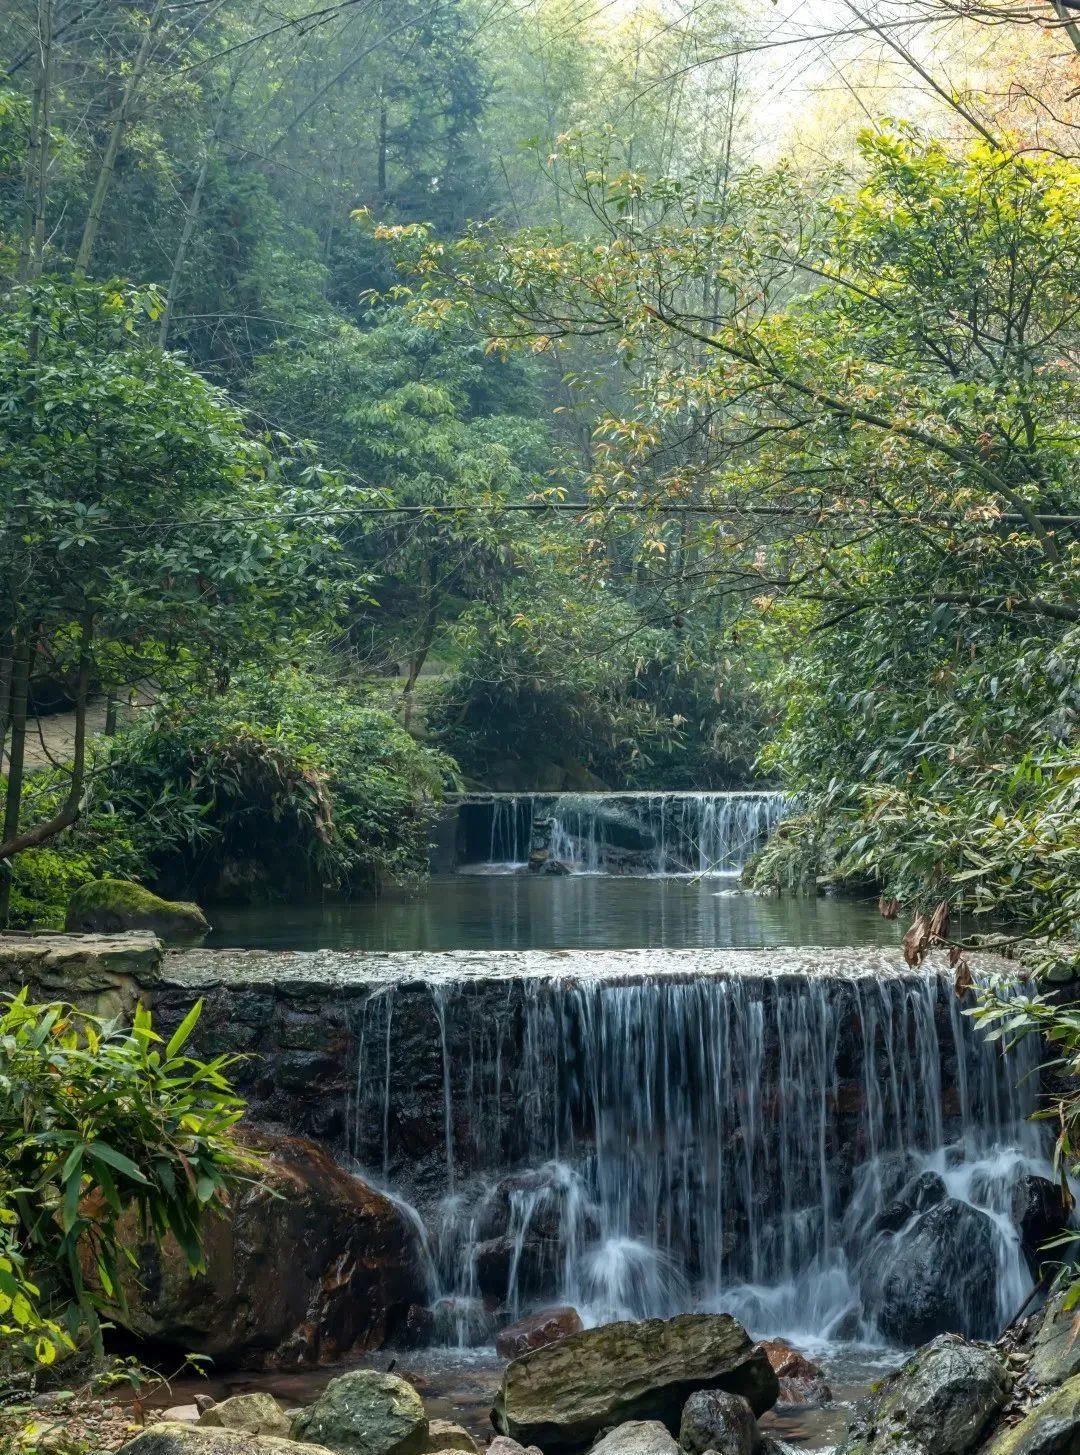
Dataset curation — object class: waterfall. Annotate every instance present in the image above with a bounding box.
[456,791,788,875]
[347,958,1048,1350]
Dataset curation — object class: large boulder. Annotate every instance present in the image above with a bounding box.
[1025,1287,1080,1389]
[66,879,209,940]
[680,1389,760,1455]
[589,1421,680,1454]
[291,1371,428,1455]
[1011,1178,1073,1277]
[119,1430,335,1455]
[495,1307,584,1360]
[870,1199,998,1344]
[491,1312,778,1452]
[836,1335,1011,1455]
[982,1374,1080,1455]
[113,1130,425,1366]
[197,1395,291,1438]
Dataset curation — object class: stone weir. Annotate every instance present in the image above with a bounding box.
[154,947,1053,1349]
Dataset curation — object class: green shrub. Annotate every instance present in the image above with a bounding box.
[0,993,248,1366]
[103,667,457,900]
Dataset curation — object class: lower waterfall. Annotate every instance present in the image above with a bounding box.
[347,957,1048,1352]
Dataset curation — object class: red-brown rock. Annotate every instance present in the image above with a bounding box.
[111,1129,425,1368]
[756,1340,831,1406]
[495,1307,585,1360]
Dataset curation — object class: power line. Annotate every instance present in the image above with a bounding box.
[13,501,1080,534]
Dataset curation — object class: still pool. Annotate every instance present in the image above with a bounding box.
[203,874,898,953]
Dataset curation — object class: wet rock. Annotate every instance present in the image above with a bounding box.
[119,1431,335,1455]
[871,1199,998,1344]
[66,879,209,940]
[871,1172,947,1236]
[486,1440,542,1455]
[113,1129,425,1366]
[400,1303,436,1349]
[836,1334,1010,1455]
[491,1312,778,1451]
[477,1170,598,1245]
[680,1389,760,1455]
[1026,1286,1080,1388]
[291,1370,428,1455]
[756,1342,831,1406]
[0,930,162,1018]
[1011,1178,1073,1277]
[425,1420,478,1453]
[495,1307,584,1360]
[983,1374,1080,1455]
[197,1395,291,1438]
[590,1420,680,1454]
[474,1236,559,1301]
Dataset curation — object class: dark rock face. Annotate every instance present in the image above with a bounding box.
[495,1307,584,1360]
[837,1334,1011,1455]
[66,878,209,941]
[871,1200,998,1344]
[113,1131,426,1367]
[491,1312,778,1452]
[871,1171,947,1237]
[474,1235,558,1301]
[1011,1177,1073,1277]
[680,1389,760,1455]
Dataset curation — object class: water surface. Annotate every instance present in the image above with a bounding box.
[204,875,896,952]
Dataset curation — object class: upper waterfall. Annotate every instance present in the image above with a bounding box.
[446,790,788,875]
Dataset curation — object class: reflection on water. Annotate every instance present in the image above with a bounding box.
[204,876,898,952]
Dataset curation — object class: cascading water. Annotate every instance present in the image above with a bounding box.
[347,958,1050,1352]
[455,791,788,875]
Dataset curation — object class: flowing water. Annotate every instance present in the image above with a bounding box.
[193,786,1056,1442]
[451,790,788,874]
[341,955,1048,1356]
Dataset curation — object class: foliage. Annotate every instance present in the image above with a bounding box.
[429,564,770,789]
[384,126,1079,952]
[0,276,367,903]
[0,992,248,1362]
[102,668,457,899]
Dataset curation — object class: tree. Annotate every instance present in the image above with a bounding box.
[378,125,1080,952]
[0,277,363,924]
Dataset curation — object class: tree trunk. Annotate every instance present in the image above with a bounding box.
[377,98,387,202]
[75,0,168,275]
[1049,0,1080,54]
[0,617,95,868]
[0,636,31,928]
[17,0,52,283]
[159,61,244,348]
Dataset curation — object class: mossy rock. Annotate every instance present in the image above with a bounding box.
[66,879,209,941]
